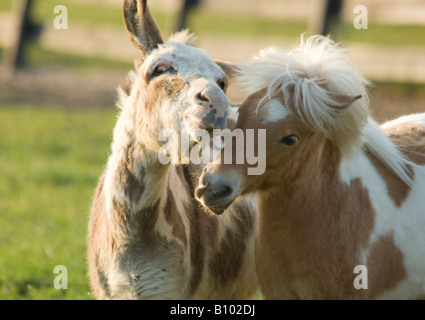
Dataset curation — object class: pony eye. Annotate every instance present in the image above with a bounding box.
[217,80,226,91]
[281,134,299,146]
[152,64,173,77]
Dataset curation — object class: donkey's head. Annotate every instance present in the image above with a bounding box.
[121,0,234,158]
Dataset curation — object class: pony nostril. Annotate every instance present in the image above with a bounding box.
[213,185,233,199]
[195,185,208,199]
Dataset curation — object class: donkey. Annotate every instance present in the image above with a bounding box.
[196,35,425,299]
[87,0,258,299]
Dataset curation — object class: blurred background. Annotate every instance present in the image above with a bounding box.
[0,0,424,299]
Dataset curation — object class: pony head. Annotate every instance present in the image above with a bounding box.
[196,35,371,214]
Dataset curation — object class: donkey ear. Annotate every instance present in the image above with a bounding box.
[215,60,239,80]
[123,0,163,57]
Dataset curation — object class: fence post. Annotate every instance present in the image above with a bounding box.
[2,0,36,77]
[309,0,344,37]
[175,0,200,32]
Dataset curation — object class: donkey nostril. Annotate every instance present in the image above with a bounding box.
[196,92,210,103]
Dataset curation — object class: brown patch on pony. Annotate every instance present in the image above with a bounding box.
[365,151,412,208]
[384,122,425,166]
[365,122,425,207]
[366,232,407,298]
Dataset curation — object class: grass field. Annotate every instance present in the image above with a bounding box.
[0,105,117,299]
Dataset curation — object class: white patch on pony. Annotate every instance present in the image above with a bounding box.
[361,160,425,299]
[385,164,425,299]
[261,99,291,123]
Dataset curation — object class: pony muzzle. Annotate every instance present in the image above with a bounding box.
[195,166,240,215]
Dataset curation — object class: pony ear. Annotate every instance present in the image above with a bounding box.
[123,0,163,57]
[215,60,239,80]
[330,94,362,110]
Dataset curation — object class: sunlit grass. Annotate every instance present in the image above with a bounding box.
[0,105,116,299]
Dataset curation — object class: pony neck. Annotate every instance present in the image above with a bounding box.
[257,138,343,220]
[255,138,375,299]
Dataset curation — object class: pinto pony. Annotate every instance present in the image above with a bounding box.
[87,0,258,299]
[196,35,425,299]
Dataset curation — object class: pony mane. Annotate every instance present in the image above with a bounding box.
[238,35,413,186]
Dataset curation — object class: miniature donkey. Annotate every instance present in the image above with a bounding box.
[87,0,258,299]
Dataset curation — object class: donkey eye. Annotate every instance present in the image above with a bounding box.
[152,64,173,77]
[217,80,226,91]
[281,134,299,146]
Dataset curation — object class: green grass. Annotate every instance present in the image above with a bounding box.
[24,40,133,71]
[336,22,425,47]
[187,9,308,41]
[0,0,12,12]
[0,0,172,36]
[0,105,117,299]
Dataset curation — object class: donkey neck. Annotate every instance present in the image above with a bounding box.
[104,103,174,242]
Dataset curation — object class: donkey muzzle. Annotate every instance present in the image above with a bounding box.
[189,85,229,130]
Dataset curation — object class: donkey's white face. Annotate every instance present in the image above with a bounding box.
[139,39,230,139]
[123,0,233,158]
